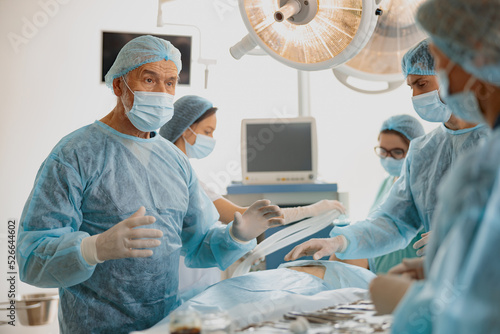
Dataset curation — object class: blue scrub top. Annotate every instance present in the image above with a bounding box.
[17,121,254,333]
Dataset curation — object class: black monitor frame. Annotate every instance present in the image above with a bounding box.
[101,30,192,86]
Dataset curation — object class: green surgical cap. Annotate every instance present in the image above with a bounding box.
[417,0,500,86]
[380,115,425,141]
[160,95,214,143]
[402,39,435,78]
[104,35,182,89]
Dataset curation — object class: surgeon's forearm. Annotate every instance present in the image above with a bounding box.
[370,275,413,315]
[331,217,415,260]
[183,222,255,270]
[212,197,247,224]
[282,200,346,224]
[81,235,104,265]
[18,230,96,288]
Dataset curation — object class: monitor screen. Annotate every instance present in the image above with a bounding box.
[246,122,313,172]
[101,31,192,85]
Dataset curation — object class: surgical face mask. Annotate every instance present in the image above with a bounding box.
[444,78,486,124]
[412,90,452,123]
[184,127,216,159]
[380,157,404,177]
[436,65,486,124]
[122,78,174,132]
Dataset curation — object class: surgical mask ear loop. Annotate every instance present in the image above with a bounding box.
[444,60,455,75]
[121,76,135,95]
[463,76,477,93]
[185,127,198,143]
[462,76,485,120]
[120,76,137,114]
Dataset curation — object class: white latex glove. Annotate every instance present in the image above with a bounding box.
[230,199,284,243]
[413,231,431,256]
[284,235,348,261]
[388,257,425,280]
[82,207,163,264]
[282,200,346,225]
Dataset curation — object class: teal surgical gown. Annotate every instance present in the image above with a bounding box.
[367,176,423,274]
[392,125,500,334]
[369,176,396,213]
[17,121,254,334]
[331,124,489,260]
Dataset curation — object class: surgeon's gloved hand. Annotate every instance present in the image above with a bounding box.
[282,200,346,225]
[284,235,348,261]
[230,199,284,243]
[413,231,431,256]
[81,207,163,264]
[388,257,425,280]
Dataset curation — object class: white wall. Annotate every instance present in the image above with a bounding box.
[0,0,437,332]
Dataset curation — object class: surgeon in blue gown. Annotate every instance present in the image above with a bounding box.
[379,0,500,332]
[285,39,490,264]
[17,35,283,334]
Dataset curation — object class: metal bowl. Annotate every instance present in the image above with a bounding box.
[17,293,59,326]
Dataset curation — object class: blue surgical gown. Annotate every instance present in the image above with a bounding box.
[331,124,489,260]
[367,176,423,274]
[17,121,255,334]
[392,125,500,334]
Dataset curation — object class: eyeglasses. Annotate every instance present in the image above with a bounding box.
[374,146,406,160]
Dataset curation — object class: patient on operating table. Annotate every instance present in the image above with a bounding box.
[159,260,376,329]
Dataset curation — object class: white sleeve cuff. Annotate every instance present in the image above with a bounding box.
[80,235,104,266]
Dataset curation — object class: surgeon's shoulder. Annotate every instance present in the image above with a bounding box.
[156,135,194,175]
[156,135,189,162]
[410,127,442,148]
[48,123,107,163]
[448,129,500,181]
[475,123,492,138]
[404,128,439,160]
[467,128,500,171]
[437,129,500,213]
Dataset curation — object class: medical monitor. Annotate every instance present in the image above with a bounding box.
[101,30,192,85]
[241,117,317,185]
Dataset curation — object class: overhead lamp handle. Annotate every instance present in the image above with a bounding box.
[332,69,404,95]
[230,34,257,60]
[275,0,302,22]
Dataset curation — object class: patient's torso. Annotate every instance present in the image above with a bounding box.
[288,265,326,280]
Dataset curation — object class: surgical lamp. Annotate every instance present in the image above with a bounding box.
[230,0,380,71]
[333,0,428,94]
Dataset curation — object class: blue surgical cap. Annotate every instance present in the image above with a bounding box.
[380,115,425,141]
[104,35,182,89]
[401,39,435,78]
[417,0,500,86]
[159,95,214,142]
